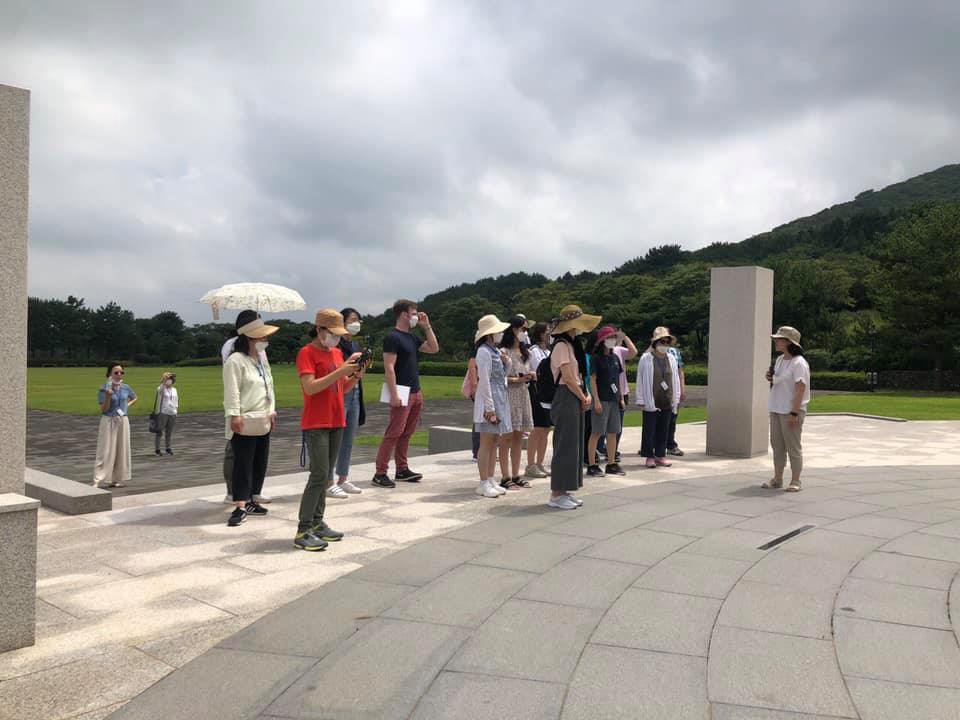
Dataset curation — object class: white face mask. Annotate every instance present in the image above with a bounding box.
[321,333,340,349]
[346,321,362,335]
[255,341,269,352]
[655,343,669,354]
[604,339,618,349]
[492,332,504,344]
[408,313,419,329]
[164,379,174,387]
[519,331,530,344]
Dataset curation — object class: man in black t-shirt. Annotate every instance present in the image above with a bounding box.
[372,299,440,487]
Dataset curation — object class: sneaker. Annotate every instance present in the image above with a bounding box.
[605,463,627,476]
[567,493,584,507]
[165,449,174,456]
[340,480,362,494]
[586,465,605,477]
[654,457,672,467]
[476,480,500,498]
[547,495,578,510]
[244,501,268,517]
[372,474,396,488]
[227,508,246,527]
[645,457,657,468]
[313,522,344,541]
[537,463,550,476]
[154,449,162,456]
[395,468,423,483]
[614,452,621,463]
[491,479,507,495]
[327,484,349,499]
[223,494,234,504]
[667,447,684,457]
[597,452,608,464]
[293,532,328,551]
[252,494,272,504]
[524,464,547,479]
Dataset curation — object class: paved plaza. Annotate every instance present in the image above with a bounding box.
[3,416,960,719]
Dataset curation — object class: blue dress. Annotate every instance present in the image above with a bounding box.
[474,343,513,435]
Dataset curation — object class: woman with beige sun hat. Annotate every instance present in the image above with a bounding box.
[473,314,513,499]
[547,305,601,510]
[763,326,810,492]
[635,326,681,469]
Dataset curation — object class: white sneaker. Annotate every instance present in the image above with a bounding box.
[223,494,234,504]
[524,464,547,479]
[491,479,507,495]
[327,485,349,499]
[476,480,500,498]
[567,494,584,507]
[547,495,578,510]
[537,463,550,476]
[340,480,362,494]
[252,494,272,504]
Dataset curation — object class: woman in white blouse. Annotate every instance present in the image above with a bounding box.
[153,372,179,456]
[762,326,811,492]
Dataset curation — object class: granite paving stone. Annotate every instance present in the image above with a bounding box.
[706,497,800,517]
[443,512,569,543]
[107,648,315,720]
[634,553,752,599]
[836,576,950,629]
[640,509,745,537]
[561,644,709,720]
[591,588,721,657]
[410,671,565,720]
[711,704,853,719]
[382,564,534,627]
[516,556,647,610]
[824,515,927,539]
[265,618,469,720]
[743,551,857,592]
[601,482,692,501]
[850,551,960,589]
[708,626,857,718]
[447,599,602,683]
[879,531,960,563]
[469,531,593,573]
[790,499,884,520]
[873,504,960,524]
[347,536,497,586]
[779,528,885,561]
[219,578,416,658]
[679,527,775,562]
[135,612,266,668]
[718,580,835,639]
[918,517,960,539]
[844,677,960,720]
[577,528,694,565]
[607,493,717,517]
[546,508,658,539]
[732,510,832,534]
[834,616,960,688]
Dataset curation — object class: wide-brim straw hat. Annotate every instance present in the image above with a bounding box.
[237,318,279,339]
[476,314,510,343]
[771,326,803,349]
[651,326,676,344]
[550,305,602,335]
[315,308,349,336]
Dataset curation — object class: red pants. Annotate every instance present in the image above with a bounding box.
[375,391,423,474]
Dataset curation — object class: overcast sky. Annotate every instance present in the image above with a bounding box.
[3,0,959,323]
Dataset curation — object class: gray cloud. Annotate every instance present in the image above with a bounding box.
[3,0,960,322]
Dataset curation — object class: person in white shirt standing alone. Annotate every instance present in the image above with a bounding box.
[762,326,811,493]
[154,371,179,456]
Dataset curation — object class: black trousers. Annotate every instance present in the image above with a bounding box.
[231,433,270,503]
[640,410,670,458]
[667,410,680,450]
[551,387,585,493]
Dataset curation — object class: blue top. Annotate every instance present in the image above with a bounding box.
[98,382,137,417]
[667,346,685,369]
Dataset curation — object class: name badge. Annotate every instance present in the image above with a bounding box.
[610,383,619,395]
[660,381,669,391]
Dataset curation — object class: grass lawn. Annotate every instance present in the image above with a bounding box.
[26,366,464,416]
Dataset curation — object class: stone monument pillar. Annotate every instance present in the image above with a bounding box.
[0,83,40,653]
[706,266,774,457]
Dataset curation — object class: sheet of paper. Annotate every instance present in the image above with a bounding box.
[380,383,411,407]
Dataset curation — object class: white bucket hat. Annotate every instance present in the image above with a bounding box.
[475,314,510,343]
[771,326,803,349]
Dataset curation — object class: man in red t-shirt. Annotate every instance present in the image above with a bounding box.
[294,308,362,551]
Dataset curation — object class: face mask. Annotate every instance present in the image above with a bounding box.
[492,332,504,344]
[655,343,669,354]
[346,322,362,335]
[408,313,419,329]
[604,339,617,349]
[519,332,529,344]
[255,341,269,352]
[164,379,174,387]
[322,333,339,349]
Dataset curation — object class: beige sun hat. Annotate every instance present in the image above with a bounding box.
[475,314,511,343]
[315,308,349,336]
[237,317,279,339]
[771,326,802,349]
[550,305,602,336]
[651,326,676,344]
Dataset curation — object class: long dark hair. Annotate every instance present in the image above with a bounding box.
[551,332,587,379]
[499,326,530,361]
[232,334,252,356]
[530,322,548,347]
[786,343,805,357]
[230,309,259,339]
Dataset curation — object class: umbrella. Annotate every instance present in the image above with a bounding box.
[200,283,307,321]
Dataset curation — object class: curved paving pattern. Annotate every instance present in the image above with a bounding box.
[110,464,960,720]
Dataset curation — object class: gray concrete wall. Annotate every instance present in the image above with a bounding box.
[0,84,29,496]
[706,266,774,457]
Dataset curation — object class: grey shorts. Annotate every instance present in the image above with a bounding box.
[591,399,622,435]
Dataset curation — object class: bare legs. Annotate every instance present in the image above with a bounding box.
[499,430,524,479]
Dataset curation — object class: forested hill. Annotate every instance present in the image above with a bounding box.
[397,163,960,371]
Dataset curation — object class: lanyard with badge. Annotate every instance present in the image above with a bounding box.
[250,355,272,403]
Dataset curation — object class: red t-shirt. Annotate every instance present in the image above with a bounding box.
[296,344,346,430]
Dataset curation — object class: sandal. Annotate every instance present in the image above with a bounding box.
[785,483,802,493]
[514,477,532,488]
[761,479,783,489]
[500,477,521,490]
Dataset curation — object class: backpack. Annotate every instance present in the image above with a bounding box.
[536,354,558,406]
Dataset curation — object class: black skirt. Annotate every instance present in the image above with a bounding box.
[529,383,553,428]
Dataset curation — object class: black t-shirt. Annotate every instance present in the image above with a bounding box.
[593,353,623,402]
[383,329,422,393]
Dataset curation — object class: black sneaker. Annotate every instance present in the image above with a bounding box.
[667,447,685,457]
[293,532,328,551]
[586,464,605,477]
[227,508,246,527]
[154,450,162,456]
[165,448,174,456]
[313,522,344,542]
[244,501,268,517]
[395,468,423,483]
[605,463,627,476]
[614,452,622,463]
[372,474,396,488]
